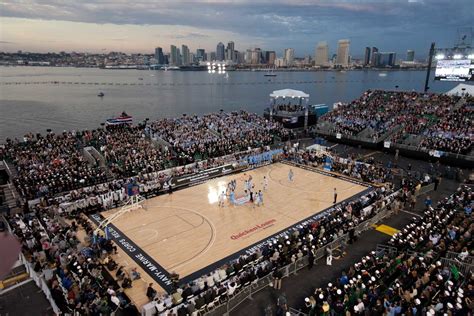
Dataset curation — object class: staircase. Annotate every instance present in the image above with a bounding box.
[83,147,115,181]
[1,184,22,214]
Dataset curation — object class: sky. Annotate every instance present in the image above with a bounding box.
[0,0,473,58]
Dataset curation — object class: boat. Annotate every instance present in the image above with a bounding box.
[105,112,133,126]
[264,68,277,77]
[98,92,105,97]
[138,78,143,80]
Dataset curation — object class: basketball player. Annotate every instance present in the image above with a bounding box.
[333,188,337,204]
[258,190,263,206]
[288,169,294,182]
[263,176,268,191]
[229,190,235,206]
[218,191,225,207]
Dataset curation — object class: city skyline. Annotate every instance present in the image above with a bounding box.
[1,0,472,57]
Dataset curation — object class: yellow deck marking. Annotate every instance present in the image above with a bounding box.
[375,224,399,236]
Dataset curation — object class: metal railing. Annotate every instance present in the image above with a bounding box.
[445,251,474,265]
[440,257,474,277]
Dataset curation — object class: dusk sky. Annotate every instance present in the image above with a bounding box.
[1,0,472,58]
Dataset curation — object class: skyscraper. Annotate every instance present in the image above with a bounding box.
[364,47,371,66]
[226,41,235,61]
[378,52,397,67]
[406,50,415,62]
[284,48,295,66]
[170,45,178,65]
[181,45,190,65]
[196,49,205,62]
[370,47,379,65]
[336,39,350,67]
[314,41,329,67]
[176,48,182,66]
[154,47,165,65]
[216,42,225,61]
[265,51,276,65]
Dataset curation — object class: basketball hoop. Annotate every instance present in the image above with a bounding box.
[94,194,146,235]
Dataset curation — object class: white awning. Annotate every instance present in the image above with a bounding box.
[445,83,474,96]
[270,89,309,99]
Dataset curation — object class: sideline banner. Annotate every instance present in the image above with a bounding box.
[171,164,235,188]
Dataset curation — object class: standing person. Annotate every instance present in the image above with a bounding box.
[218,191,225,208]
[326,247,333,266]
[434,176,440,191]
[273,268,282,290]
[263,176,268,191]
[258,190,263,206]
[308,247,315,270]
[229,190,235,206]
[288,169,294,182]
[333,188,338,204]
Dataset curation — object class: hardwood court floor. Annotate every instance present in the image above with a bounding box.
[101,163,367,307]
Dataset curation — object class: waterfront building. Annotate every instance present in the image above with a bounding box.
[154,47,165,65]
[170,45,178,65]
[364,47,371,66]
[314,41,329,67]
[181,45,190,66]
[406,50,415,62]
[226,41,235,62]
[196,49,205,62]
[216,42,225,61]
[370,47,379,65]
[336,39,350,67]
[284,48,295,66]
[265,51,276,65]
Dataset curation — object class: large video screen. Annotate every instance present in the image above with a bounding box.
[435,59,473,81]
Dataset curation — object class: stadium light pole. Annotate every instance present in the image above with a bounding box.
[424,42,435,93]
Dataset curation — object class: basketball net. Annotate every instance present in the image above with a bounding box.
[94,194,146,235]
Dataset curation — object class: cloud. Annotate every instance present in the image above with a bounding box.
[0,0,471,56]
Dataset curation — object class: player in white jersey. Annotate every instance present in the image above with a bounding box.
[288,169,294,182]
[262,176,268,191]
[218,191,226,207]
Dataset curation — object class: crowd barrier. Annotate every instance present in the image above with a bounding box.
[202,205,394,316]
[440,257,474,277]
[445,251,474,266]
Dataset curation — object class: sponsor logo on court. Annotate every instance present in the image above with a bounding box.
[230,219,277,240]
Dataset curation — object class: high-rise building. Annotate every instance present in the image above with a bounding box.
[196,49,205,62]
[216,42,225,61]
[181,45,190,65]
[154,47,165,65]
[284,48,295,66]
[314,41,329,67]
[370,47,379,65]
[245,49,252,64]
[336,39,350,67]
[170,45,178,65]
[406,50,415,62]
[364,47,371,66]
[176,48,182,66]
[265,51,276,65]
[378,52,397,67]
[251,48,262,64]
[226,41,235,61]
[210,52,216,61]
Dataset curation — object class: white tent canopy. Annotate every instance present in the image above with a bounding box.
[270,89,309,99]
[445,83,474,96]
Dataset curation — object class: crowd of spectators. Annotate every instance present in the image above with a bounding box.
[287,149,393,184]
[1,111,289,200]
[6,207,136,315]
[151,111,291,164]
[301,185,473,316]
[84,125,172,178]
[319,90,463,150]
[418,103,473,155]
[1,132,107,200]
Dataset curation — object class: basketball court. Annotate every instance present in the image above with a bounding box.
[90,162,370,307]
